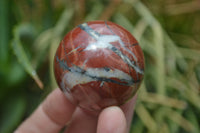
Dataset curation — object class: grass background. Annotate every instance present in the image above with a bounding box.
[0,0,200,132]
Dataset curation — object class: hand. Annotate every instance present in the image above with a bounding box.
[15,88,137,133]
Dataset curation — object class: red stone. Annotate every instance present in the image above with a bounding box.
[54,20,144,112]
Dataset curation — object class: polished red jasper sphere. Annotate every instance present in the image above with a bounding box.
[54,20,144,112]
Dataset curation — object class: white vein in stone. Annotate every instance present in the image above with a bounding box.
[61,67,132,89]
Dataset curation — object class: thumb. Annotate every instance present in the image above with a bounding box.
[97,106,127,133]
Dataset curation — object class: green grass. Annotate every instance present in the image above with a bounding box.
[0,0,199,133]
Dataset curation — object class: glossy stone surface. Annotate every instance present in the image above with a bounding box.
[54,20,144,112]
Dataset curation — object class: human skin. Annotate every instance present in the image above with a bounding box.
[15,88,137,133]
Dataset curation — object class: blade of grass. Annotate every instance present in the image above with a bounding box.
[167,77,200,109]
[140,92,187,109]
[49,38,61,89]
[11,25,43,89]
[49,7,74,89]
[178,47,200,61]
[133,1,165,94]
[0,0,9,67]
[185,110,200,133]
[53,8,74,37]
[169,32,200,49]
[114,14,158,58]
[152,24,165,95]
[132,18,148,41]
[166,109,196,132]
[153,106,180,133]
[85,1,104,21]
[166,1,200,15]
[195,64,200,84]
[32,29,53,67]
[164,35,187,75]
[113,13,135,32]
[186,61,199,93]
[33,7,73,68]
[136,103,157,132]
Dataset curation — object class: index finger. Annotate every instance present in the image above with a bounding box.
[121,95,137,130]
[15,88,76,133]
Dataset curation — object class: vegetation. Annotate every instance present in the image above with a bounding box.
[0,0,199,133]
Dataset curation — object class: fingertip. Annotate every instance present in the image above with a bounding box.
[121,94,137,131]
[97,106,127,133]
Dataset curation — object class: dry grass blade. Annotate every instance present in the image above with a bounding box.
[169,33,200,49]
[166,0,200,15]
[136,104,157,132]
[74,0,85,25]
[140,92,187,109]
[132,19,148,41]
[152,24,165,94]
[99,0,122,20]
